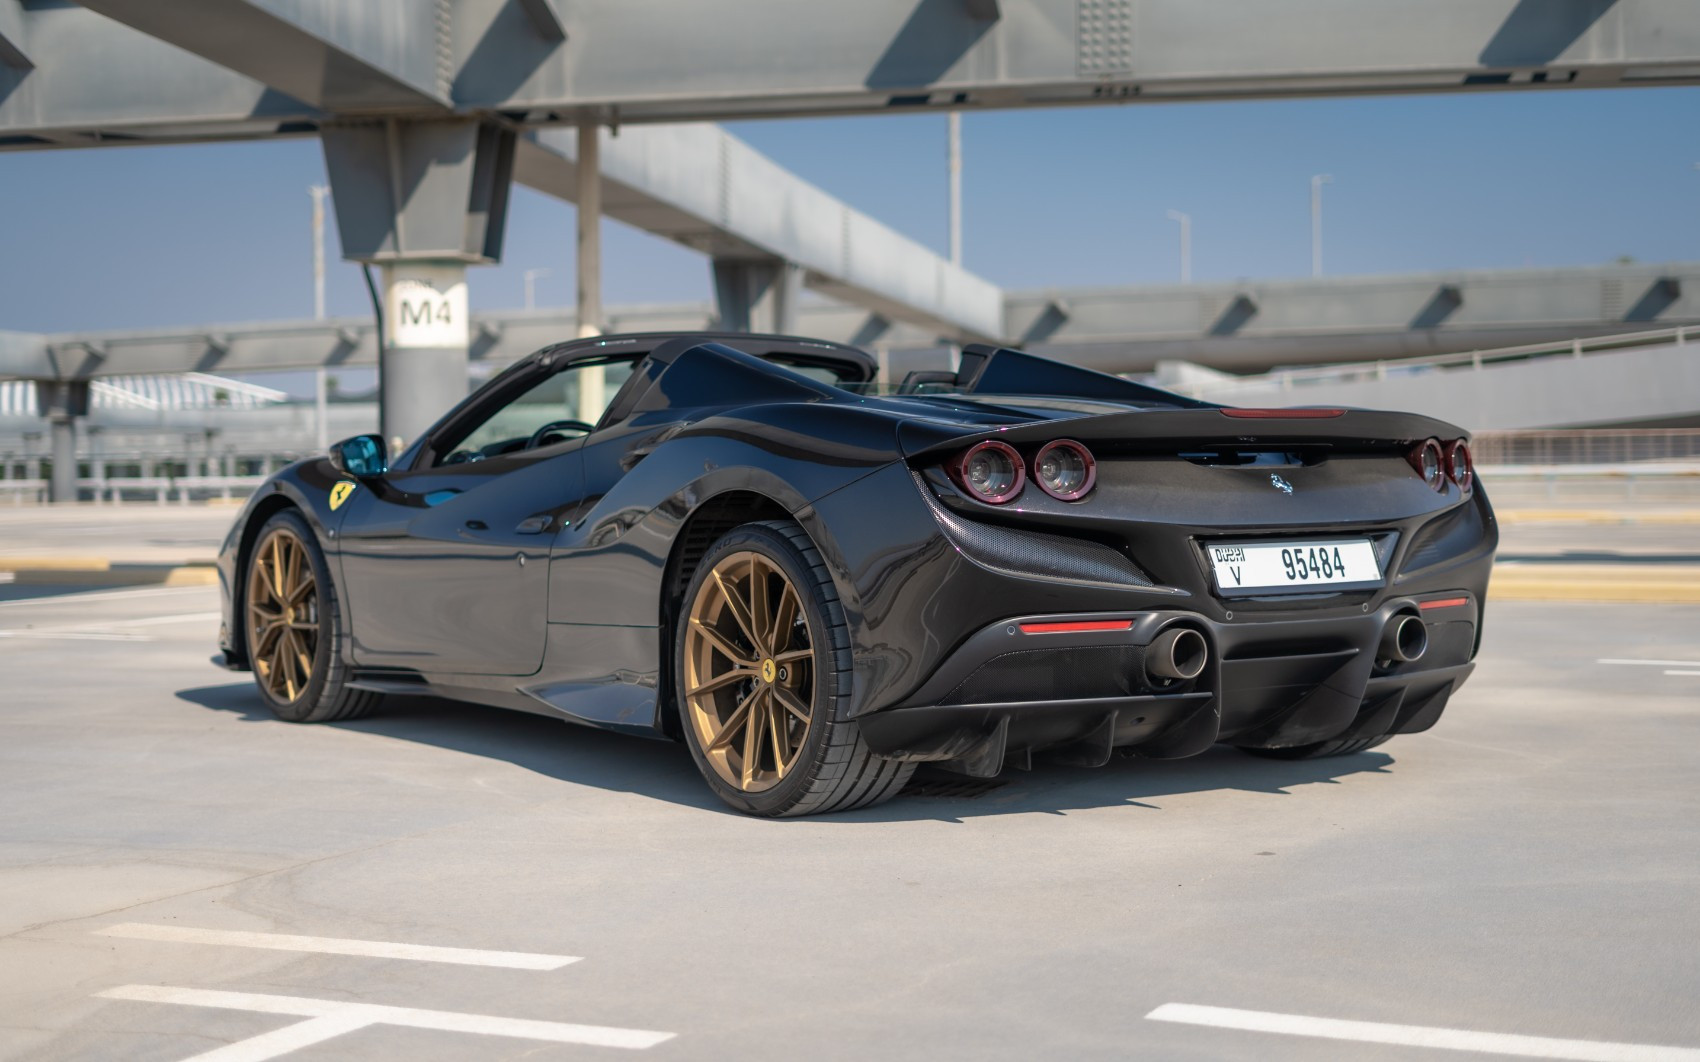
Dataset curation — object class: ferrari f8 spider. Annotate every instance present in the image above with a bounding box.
[218,333,1495,816]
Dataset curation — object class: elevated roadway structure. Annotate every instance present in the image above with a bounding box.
[1155,327,1700,431]
[5,262,1697,381]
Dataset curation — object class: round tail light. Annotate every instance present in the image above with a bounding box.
[950,440,1024,504]
[1444,439,1473,492]
[1033,439,1096,501]
[1407,439,1445,492]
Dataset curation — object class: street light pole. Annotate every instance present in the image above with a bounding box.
[523,268,551,310]
[309,184,329,319]
[1311,174,1333,277]
[309,183,329,452]
[948,112,963,266]
[1166,210,1192,283]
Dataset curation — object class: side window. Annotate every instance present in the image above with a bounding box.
[437,358,637,466]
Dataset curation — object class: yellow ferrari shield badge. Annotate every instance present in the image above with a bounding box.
[329,481,357,511]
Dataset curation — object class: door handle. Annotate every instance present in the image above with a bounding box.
[514,515,552,534]
[619,446,655,472]
[464,519,488,531]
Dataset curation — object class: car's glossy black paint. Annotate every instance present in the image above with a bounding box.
[219,332,1496,774]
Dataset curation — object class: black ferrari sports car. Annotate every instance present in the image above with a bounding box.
[218,332,1495,816]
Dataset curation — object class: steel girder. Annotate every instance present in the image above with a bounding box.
[4,1,1700,142]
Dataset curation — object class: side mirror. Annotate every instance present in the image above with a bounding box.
[329,434,388,479]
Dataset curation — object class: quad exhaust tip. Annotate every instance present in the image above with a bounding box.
[1147,627,1208,682]
[1381,613,1428,663]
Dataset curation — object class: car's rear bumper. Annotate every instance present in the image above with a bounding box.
[857,592,1479,775]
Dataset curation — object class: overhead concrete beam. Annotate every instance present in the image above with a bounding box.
[514,124,1005,343]
[0,6,318,148]
[460,0,1700,123]
[8,1,1700,141]
[0,0,31,71]
[72,0,448,112]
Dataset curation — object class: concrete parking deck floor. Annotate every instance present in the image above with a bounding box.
[0,579,1696,1060]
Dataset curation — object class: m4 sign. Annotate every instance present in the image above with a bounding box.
[385,266,469,349]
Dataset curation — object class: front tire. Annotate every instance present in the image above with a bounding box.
[675,520,914,817]
[243,509,379,723]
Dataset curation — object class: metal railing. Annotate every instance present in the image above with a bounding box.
[1473,429,1700,466]
[0,448,307,504]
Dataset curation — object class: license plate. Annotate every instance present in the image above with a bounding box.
[1206,538,1381,595]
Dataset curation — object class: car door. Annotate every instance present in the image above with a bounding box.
[334,448,583,676]
[335,356,635,676]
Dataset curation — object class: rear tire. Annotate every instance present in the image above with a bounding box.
[243,509,380,724]
[1237,735,1392,760]
[674,520,914,817]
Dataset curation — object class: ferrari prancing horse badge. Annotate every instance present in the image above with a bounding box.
[329,481,357,511]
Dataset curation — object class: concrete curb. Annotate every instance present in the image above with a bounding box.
[1489,563,1700,604]
[0,558,219,587]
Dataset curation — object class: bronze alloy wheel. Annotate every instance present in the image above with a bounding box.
[246,526,320,704]
[683,550,816,792]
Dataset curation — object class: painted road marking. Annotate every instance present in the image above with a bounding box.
[1665,670,1700,677]
[96,923,580,970]
[96,985,674,1059]
[0,585,212,609]
[1598,658,1700,668]
[0,611,219,641]
[1146,1003,1700,1061]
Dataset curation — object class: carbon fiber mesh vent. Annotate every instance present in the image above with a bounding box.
[913,472,1153,588]
[943,645,1152,705]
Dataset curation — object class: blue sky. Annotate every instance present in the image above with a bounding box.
[2,87,1697,335]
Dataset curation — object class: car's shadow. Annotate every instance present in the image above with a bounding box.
[177,683,1396,823]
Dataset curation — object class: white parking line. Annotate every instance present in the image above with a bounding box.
[97,985,674,1060]
[0,585,213,609]
[0,612,219,642]
[1665,670,1700,677]
[1598,658,1700,668]
[1146,1003,1700,1061]
[96,923,579,970]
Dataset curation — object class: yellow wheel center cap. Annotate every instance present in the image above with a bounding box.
[761,658,777,683]
[284,607,294,623]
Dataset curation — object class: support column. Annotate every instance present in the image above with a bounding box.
[711,258,804,334]
[321,118,515,452]
[88,427,106,504]
[38,381,88,504]
[379,261,469,448]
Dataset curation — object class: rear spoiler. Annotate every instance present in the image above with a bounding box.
[924,345,1218,409]
[897,405,1471,461]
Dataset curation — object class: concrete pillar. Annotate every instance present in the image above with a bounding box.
[38,381,88,504]
[88,427,106,504]
[49,417,75,503]
[321,119,515,451]
[712,258,804,334]
[379,260,470,448]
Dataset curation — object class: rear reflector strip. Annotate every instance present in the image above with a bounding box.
[1418,597,1470,611]
[1018,619,1135,634]
[1221,408,1345,419]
